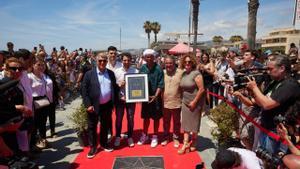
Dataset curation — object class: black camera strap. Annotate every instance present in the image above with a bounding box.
[264,80,283,97]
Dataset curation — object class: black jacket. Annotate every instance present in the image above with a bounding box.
[81,68,119,113]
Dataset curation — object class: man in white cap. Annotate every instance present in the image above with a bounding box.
[137,49,164,148]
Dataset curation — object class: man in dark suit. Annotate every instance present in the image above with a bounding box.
[81,52,119,159]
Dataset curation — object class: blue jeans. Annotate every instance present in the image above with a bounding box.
[115,101,135,138]
[259,129,287,154]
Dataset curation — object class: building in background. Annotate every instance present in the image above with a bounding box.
[261,28,300,54]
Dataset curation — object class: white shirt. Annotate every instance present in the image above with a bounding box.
[19,71,34,111]
[106,61,122,73]
[114,66,138,97]
[96,68,112,104]
[228,147,263,169]
[216,61,229,77]
[28,73,47,97]
[226,67,235,82]
[0,71,34,112]
[44,75,54,103]
[115,66,139,84]
[0,71,4,79]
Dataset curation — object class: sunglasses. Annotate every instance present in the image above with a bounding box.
[36,63,45,66]
[185,60,192,64]
[98,59,107,63]
[8,66,22,71]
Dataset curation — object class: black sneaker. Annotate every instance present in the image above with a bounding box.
[103,146,114,152]
[87,147,97,159]
[30,145,42,153]
[50,132,58,138]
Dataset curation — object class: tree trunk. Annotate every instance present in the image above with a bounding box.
[147,33,151,48]
[192,0,199,55]
[247,0,259,50]
[154,33,157,43]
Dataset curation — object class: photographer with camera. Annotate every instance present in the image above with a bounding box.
[230,50,265,150]
[274,99,300,169]
[0,57,33,159]
[277,123,300,169]
[244,54,300,154]
[236,50,264,72]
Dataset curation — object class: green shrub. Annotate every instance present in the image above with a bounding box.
[69,104,88,132]
[208,102,239,147]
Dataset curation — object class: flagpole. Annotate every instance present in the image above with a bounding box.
[293,0,297,27]
[188,0,191,48]
[120,27,122,50]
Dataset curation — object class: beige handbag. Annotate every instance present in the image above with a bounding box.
[33,96,50,109]
[33,77,50,109]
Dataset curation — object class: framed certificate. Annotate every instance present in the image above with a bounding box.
[125,74,149,103]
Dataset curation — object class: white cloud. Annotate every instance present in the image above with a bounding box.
[59,1,120,26]
[0,0,127,51]
[213,20,233,29]
[196,0,294,41]
[0,0,295,51]
[139,33,147,38]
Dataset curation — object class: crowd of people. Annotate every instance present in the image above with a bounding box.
[0,41,300,169]
[0,42,94,168]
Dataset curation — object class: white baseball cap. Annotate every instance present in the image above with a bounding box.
[143,49,158,57]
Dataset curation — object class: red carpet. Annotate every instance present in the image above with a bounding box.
[71,103,202,169]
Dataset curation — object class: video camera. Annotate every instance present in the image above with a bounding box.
[256,147,282,169]
[0,78,19,94]
[274,100,300,134]
[0,78,23,126]
[233,67,270,91]
[273,114,287,126]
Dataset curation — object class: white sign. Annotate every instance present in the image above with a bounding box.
[294,0,300,27]
[297,0,300,20]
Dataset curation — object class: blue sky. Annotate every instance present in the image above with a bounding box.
[0,0,295,52]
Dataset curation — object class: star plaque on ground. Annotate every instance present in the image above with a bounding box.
[113,156,164,169]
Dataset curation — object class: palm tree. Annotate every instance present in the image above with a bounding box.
[212,35,223,45]
[143,21,152,48]
[151,22,161,43]
[247,0,259,50]
[191,0,199,54]
[229,35,244,43]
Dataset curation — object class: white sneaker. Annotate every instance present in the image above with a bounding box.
[137,133,149,145]
[114,137,121,147]
[173,139,180,148]
[150,135,158,148]
[161,140,168,146]
[107,133,112,143]
[127,138,134,147]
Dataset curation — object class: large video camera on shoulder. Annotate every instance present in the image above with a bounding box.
[256,147,282,169]
[233,67,270,91]
[0,78,23,126]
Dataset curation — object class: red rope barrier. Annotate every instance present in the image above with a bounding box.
[207,91,287,144]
